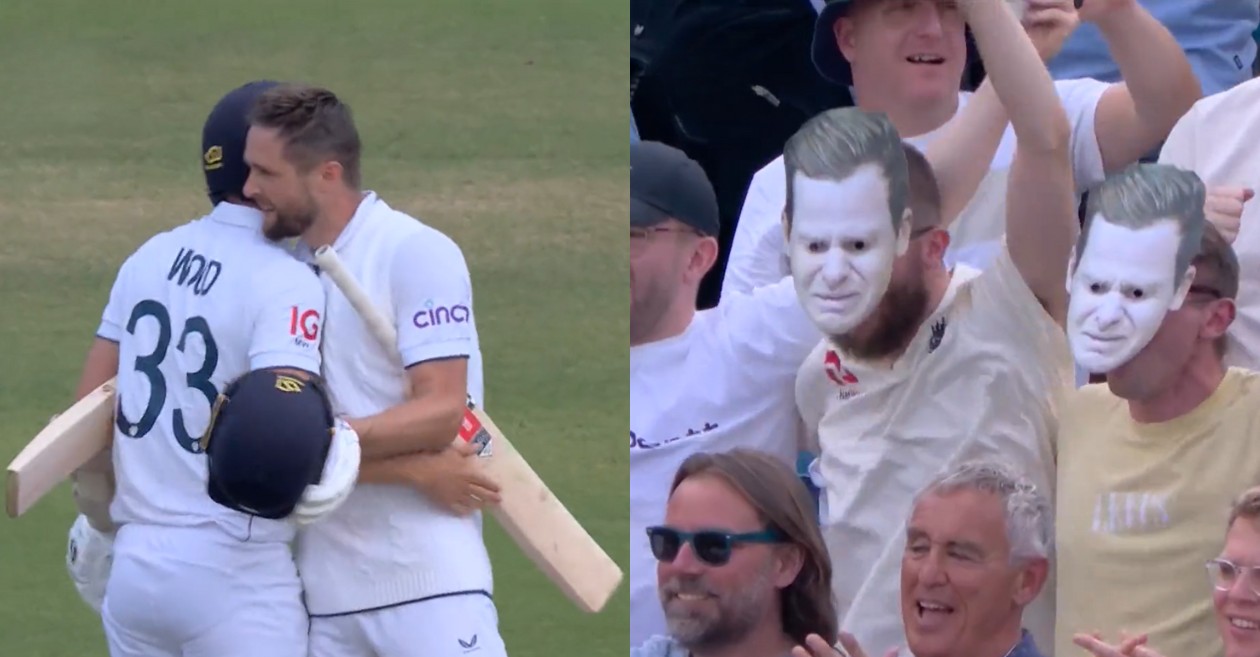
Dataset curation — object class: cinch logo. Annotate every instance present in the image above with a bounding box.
[289,306,321,341]
[413,299,470,329]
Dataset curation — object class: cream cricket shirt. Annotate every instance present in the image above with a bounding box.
[723,79,1110,293]
[1055,368,1260,657]
[98,202,325,544]
[293,192,491,615]
[629,277,820,646]
[796,245,1073,656]
[1158,76,1260,371]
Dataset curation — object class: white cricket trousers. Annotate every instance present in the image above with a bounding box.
[309,593,509,657]
[101,523,308,657]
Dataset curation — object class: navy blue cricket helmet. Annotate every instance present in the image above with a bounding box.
[202,80,281,206]
[200,368,336,520]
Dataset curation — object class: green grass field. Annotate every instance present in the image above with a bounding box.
[0,1,628,654]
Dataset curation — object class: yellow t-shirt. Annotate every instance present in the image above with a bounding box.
[1055,368,1260,657]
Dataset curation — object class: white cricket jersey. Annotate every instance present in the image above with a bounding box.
[795,244,1072,657]
[97,202,325,544]
[293,192,490,616]
[629,277,820,646]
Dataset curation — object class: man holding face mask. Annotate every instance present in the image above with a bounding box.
[791,0,1078,652]
[1055,164,1260,657]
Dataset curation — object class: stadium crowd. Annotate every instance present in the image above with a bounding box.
[630,1,1260,656]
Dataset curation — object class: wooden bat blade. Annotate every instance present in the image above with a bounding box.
[460,404,624,612]
[6,378,116,518]
[312,244,625,612]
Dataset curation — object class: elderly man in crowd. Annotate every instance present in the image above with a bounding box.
[799,460,1055,657]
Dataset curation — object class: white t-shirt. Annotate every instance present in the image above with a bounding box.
[629,277,820,646]
[1158,76,1260,372]
[98,202,325,544]
[293,192,490,615]
[796,245,1073,657]
[722,80,1110,294]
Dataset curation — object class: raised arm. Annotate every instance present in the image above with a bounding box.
[925,1,1080,228]
[924,79,1006,228]
[963,0,1076,322]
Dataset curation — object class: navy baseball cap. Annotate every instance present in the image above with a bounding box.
[631,141,719,236]
[200,369,335,520]
[202,80,281,206]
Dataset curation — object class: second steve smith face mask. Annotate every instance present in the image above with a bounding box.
[788,167,910,337]
[1067,216,1195,373]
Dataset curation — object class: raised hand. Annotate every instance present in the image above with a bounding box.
[1204,185,1254,244]
[1022,0,1081,61]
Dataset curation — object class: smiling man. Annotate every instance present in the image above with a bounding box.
[1066,164,1205,374]
[791,0,1078,652]
[724,0,1200,294]
[633,449,838,657]
[1055,213,1260,657]
[902,461,1053,657]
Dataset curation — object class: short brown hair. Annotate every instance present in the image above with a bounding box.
[1227,486,1260,531]
[249,84,362,188]
[670,449,837,646]
[902,143,942,232]
[1193,222,1240,358]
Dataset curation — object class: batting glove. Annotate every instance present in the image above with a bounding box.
[290,418,361,526]
[66,514,114,614]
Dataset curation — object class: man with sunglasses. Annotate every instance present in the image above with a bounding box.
[1054,215,1260,657]
[634,449,837,657]
[629,141,823,645]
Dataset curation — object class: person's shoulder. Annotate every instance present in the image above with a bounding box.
[369,199,465,258]
[1226,367,1260,400]
[1184,76,1260,121]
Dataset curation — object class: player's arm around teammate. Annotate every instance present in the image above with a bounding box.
[334,231,471,460]
[346,228,501,511]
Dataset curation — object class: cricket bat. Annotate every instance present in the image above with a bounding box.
[312,245,623,614]
[6,378,116,518]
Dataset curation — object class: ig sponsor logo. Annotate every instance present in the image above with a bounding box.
[289,306,321,345]
[413,298,470,329]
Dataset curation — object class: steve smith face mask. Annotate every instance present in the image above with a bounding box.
[1067,215,1195,373]
[788,167,910,337]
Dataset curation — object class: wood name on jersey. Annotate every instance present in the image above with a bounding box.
[167,247,223,297]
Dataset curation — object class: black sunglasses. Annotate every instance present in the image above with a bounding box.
[646,526,785,566]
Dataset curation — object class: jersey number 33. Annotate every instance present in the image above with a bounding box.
[115,299,219,455]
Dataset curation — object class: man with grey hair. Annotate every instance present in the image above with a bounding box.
[820,460,1053,657]
[1067,163,1207,375]
[1054,220,1260,657]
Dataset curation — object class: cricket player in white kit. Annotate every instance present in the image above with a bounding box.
[65,80,353,657]
[241,83,508,657]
